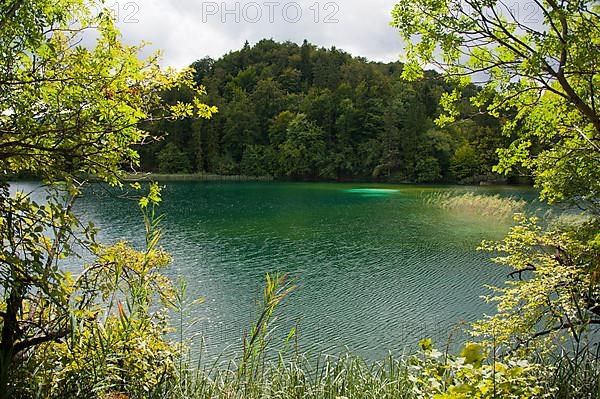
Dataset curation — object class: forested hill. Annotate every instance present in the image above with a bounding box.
[140,39,512,183]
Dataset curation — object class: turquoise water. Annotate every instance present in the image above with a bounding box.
[13,181,539,360]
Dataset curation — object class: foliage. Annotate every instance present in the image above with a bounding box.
[391,0,600,210]
[140,39,508,182]
[415,157,442,183]
[0,0,215,396]
[474,215,600,347]
[277,114,328,179]
[409,339,549,398]
[14,237,178,398]
[0,185,83,395]
[0,182,183,398]
[0,0,216,185]
[240,145,277,177]
[158,143,192,174]
[451,143,480,181]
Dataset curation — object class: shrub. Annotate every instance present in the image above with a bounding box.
[409,339,551,399]
[9,197,181,398]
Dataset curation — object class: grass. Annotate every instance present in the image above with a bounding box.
[162,352,414,399]
[106,273,599,399]
[535,340,600,399]
[123,341,600,399]
[17,271,600,399]
[425,192,527,218]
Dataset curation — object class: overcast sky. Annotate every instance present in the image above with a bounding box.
[112,0,404,68]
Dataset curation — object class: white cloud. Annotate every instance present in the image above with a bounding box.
[112,0,404,68]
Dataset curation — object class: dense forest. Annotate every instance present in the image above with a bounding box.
[140,40,514,183]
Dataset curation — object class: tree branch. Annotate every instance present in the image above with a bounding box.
[0,0,24,31]
[12,328,69,356]
[530,319,600,341]
[508,264,536,280]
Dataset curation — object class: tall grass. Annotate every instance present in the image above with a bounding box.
[425,192,527,218]
[163,352,413,399]
[23,271,599,399]
[144,273,415,399]
[98,271,599,399]
[535,339,600,399]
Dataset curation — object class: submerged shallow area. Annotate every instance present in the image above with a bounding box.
[345,188,401,197]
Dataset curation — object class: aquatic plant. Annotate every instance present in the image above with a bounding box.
[426,192,527,218]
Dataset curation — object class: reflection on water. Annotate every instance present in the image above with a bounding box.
[11,181,540,361]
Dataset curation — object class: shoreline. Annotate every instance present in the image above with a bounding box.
[7,172,532,187]
[122,173,532,187]
[121,173,275,182]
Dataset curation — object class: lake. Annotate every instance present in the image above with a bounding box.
[15,181,540,361]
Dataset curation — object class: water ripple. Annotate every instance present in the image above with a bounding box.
[55,182,530,361]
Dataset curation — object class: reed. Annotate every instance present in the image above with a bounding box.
[16,272,600,399]
[161,351,414,399]
[425,192,527,218]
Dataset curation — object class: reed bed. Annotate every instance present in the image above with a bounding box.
[425,192,527,218]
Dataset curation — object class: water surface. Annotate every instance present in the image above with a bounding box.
[14,181,539,360]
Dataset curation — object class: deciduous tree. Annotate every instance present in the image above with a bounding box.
[392,0,600,361]
[0,0,215,395]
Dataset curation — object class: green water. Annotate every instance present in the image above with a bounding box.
[15,181,540,360]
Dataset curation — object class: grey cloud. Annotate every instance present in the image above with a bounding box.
[114,0,404,68]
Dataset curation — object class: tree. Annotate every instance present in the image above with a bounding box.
[240,145,276,177]
[277,114,327,178]
[392,0,600,359]
[391,0,600,209]
[451,143,480,181]
[299,39,313,88]
[415,156,442,183]
[158,143,192,174]
[251,78,285,135]
[269,111,296,146]
[475,216,600,348]
[378,83,429,180]
[0,0,215,395]
[191,56,215,84]
[221,87,260,163]
[143,39,502,181]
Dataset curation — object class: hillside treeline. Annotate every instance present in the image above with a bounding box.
[140,39,513,182]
